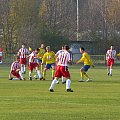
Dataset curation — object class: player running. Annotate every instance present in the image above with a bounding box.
[42,46,55,80]
[106,46,116,76]
[55,45,66,84]
[9,56,25,80]
[28,48,42,80]
[76,47,94,82]
[18,43,29,74]
[49,45,73,92]
[37,43,46,72]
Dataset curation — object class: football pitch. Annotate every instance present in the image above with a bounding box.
[0,64,120,120]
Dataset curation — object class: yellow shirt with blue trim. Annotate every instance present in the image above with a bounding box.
[42,51,55,64]
[37,48,45,59]
[77,52,93,66]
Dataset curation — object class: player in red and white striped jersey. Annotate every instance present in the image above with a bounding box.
[28,48,42,80]
[18,44,29,74]
[106,46,116,76]
[9,56,25,80]
[49,45,73,92]
[55,46,73,84]
[55,45,66,83]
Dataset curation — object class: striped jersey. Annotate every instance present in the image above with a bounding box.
[55,50,64,56]
[11,61,21,71]
[106,49,116,60]
[18,48,29,59]
[57,51,71,66]
[29,51,37,63]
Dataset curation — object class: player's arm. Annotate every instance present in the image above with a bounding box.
[41,54,46,64]
[76,54,85,64]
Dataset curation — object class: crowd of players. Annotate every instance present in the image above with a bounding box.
[8,43,117,92]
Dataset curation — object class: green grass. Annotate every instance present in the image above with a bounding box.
[0,65,120,120]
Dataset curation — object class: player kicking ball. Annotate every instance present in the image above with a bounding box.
[28,48,42,80]
[49,45,73,92]
[9,56,25,80]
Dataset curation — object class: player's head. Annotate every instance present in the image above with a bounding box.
[15,56,20,62]
[64,45,69,51]
[35,48,40,54]
[22,43,25,48]
[41,43,45,49]
[46,46,50,52]
[80,47,85,53]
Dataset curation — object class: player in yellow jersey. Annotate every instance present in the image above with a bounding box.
[41,46,56,80]
[37,44,46,72]
[76,47,94,82]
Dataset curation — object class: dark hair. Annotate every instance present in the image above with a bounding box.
[22,43,26,46]
[80,47,85,51]
[64,45,69,50]
[15,55,20,60]
[35,48,40,51]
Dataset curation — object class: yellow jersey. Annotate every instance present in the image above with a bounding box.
[77,52,93,66]
[42,51,55,64]
[37,48,45,59]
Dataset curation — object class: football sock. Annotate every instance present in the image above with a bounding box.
[21,66,24,73]
[110,69,112,75]
[84,72,90,79]
[52,69,55,78]
[66,79,71,89]
[80,72,84,80]
[50,79,58,90]
[43,71,46,79]
[37,70,42,78]
[62,76,66,83]
[41,64,43,73]
[19,71,24,80]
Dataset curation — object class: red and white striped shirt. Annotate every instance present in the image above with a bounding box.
[106,49,116,60]
[57,51,71,66]
[29,51,37,63]
[18,48,29,59]
[11,61,21,71]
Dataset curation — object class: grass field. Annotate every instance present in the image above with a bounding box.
[0,64,120,120]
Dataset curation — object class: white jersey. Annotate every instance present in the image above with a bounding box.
[57,51,71,66]
[106,49,116,60]
[18,48,29,59]
[29,51,37,63]
[55,50,64,56]
[11,61,21,71]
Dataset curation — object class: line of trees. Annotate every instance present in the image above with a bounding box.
[0,0,120,53]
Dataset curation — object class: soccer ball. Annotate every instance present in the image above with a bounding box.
[34,75,39,79]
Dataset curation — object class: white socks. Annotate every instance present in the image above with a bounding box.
[37,70,42,78]
[66,79,71,90]
[21,66,24,73]
[50,79,58,90]
[110,69,112,75]
[62,76,66,83]
[19,71,24,80]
